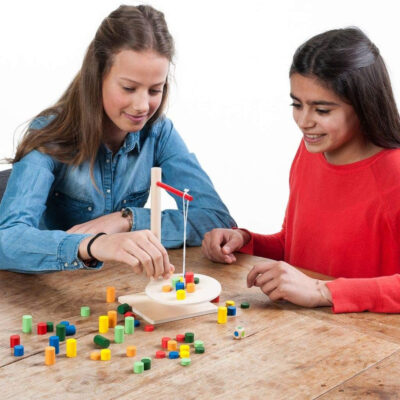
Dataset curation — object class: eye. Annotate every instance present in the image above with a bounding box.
[123,87,135,92]
[316,109,330,115]
[290,102,301,109]
[149,89,163,95]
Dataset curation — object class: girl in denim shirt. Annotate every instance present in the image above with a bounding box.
[0,5,235,275]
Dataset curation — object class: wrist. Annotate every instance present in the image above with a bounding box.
[237,229,251,247]
[121,208,133,232]
[316,280,333,306]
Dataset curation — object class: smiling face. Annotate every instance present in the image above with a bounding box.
[102,49,169,142]
[290,73,380,165]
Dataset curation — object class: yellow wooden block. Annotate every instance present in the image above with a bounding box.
[101,349,111,361]
[179,277,184,282]
[90,351,101,361]
[162,284,172,292]
[126,345,137,357]
[176,289,186,300]
[225,300,235,307]
[180,344,190,352]
[167,340,177,351]
[186,283,195,293]
[217,306,227,324]
[180,350,190,358]
[108,310,117,328]
[66,338,77,358]
[99,315,109,333]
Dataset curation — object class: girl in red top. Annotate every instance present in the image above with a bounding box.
[202,27,400,313]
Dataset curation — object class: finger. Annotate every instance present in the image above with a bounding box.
[222,233,244,255]
[254,268,279,287]
[146,233,171,278]
[261,278,279,296]
[128,244,155,278]
[268,287,284,302]
[118,250,141,271]
[247,261,276,287]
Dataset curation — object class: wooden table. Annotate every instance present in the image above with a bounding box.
[1,247,399,399]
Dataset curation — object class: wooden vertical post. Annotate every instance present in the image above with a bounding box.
[151,167,162,240]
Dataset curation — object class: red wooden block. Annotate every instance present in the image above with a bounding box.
[185,271,194,284]
[124,311,136,318]
[37,322,47,335]
[161,336,171,349]
[156,350,166,359]
[211,296,220,303]
[176,334,185,342]
[144,324,154,332]
[10,335,20,348]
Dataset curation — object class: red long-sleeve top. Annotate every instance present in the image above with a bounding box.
[239,141,400,313]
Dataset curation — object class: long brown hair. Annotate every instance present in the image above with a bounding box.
[12,4,175,169]
[290,27,400,148]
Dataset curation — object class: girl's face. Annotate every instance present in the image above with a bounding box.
[102,49,169,135]
[290,73,373,165]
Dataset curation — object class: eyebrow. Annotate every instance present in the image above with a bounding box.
[290,93,339,106]
[120,77,165,86]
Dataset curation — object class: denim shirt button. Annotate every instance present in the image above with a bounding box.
[64,262,68,267]
[123,200,127,204]
[88,206,92,211]
[106,159,110,163]
[106,189,111,194]
[55,192,59,196]
[73,261,78,266]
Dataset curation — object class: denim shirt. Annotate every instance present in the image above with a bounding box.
[0,116,236,273]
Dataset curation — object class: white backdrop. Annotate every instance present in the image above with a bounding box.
[1,0,400,234]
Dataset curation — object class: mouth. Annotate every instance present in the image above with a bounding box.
[303,133,327,144]
[123,112,148,123]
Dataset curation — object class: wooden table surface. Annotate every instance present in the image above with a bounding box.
[1,247,399,400]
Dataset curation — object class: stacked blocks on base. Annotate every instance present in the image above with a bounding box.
[227,306,237,316]
[22,315,32,333]
[37,322,47,335]
[114,325,124,344]
[185,271,194,284]
[233,326,245,340]
[217,307,227,324]
[80,306,90,317]
[126,346,137,357]
[176,282,185,291]
[134,361,144,373]
[106,286,115,303]
[176,289,186,300]
[101,349,111,361]
[10,335,20,348]
[125,317,134,334]
[171,277,180,290]
[49,336,60,354]
[45,346,56,366]
[66,338,77,358]
[14,345,24,357]
[56,324,66,341]
[194,277,200,284]
[93,335,110,348]
[108,310,117,328]
[162,285,172,292]
[186,283,195,293]
[99,316,109,333]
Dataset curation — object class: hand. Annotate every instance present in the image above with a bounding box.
[79,230,174,279]
[246,260,332,307]
[202,228,251,264]
[67,212,131,235]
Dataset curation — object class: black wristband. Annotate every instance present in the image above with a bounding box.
[87,232,106,260]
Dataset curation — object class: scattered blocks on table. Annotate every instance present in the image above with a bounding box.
[185,271,194,284]
[186,283,195,293]
[176,282,185,291]
[22,315,32,333]
[180,357,191,366]
[156,350,166,359]
[134,319,141,328]
[45,346,56,366]
[126,345,137,357]
[93,334,110,349]
[41,323,50,338]
[233,326,245,340]
[180,350,190,358]
[167,340,177,351]
[99,315,109,334]
[56,324,66,341]
[185,332,194,343]
[176,334,185,342]
[80,306,90,317]
[108,310,117,328]
[10,335,20,348]
[161,336,171,348]
[162,284,172,292]
[240,302,250,309]
[141,357,151,370]
[124,311,135,319]
[101,349,111,361]
[168,351,179,359]
[171,276,180,290]
[194,277,200,284]
[46,322,54,332]
[125,316,134,334]
[117,303,132,315]
[60,321,70,327]
[14,345,24,357]
[90,351,101,361]
[144,324,154,332]
[114,325,124,344]
[194,340,204,349]
[176,289,186,300]
[180,344,190,352]
[66,338,77,358]
[49,336,60,354]
[217,307,227,324]
[227,306,237,316]
[106,286,116,303]
[179,277,184,283]
[195,346,205,354]
[225,300,235,307]
[66,325,76,336]
[211,296,220,303]
[134,361,144,373]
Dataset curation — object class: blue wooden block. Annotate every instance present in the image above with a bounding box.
[59,321,70,327]
[168,351,179,359]
[66,325,76,336]
[176,282,185,291]
[14,345,24,356]
[227,306,236,316]
[49,336,60,354]
[134,319,140,327]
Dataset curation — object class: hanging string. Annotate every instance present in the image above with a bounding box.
[182,188,190,277]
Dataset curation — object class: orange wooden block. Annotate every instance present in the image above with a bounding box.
[186,282,195,293]
[45,346,55,366]
[126,345,137,357]
[90,351,101,361]
[106,286,116,303]
[162,284,172,292]
[107,310,117,328]
[167,340,177,351]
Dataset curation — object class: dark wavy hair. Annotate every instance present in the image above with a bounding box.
[290,27,400,148]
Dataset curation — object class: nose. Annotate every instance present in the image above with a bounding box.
[132,90,150,114]
[295,109,315,130]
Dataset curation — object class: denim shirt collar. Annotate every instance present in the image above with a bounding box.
[102,130,142,156]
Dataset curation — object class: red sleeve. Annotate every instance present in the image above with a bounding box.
[237,221,286,261]
[326,274,400,313]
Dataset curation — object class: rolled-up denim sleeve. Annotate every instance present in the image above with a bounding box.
[130,118,236,248]
[0,150,99,273]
